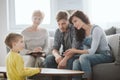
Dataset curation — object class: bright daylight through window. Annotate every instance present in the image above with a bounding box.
[15,0,50,25]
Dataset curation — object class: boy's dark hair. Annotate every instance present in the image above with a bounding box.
[5,33,23,49]
[56,11,69,22]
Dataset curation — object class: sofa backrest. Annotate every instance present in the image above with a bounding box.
[107,34,120,61]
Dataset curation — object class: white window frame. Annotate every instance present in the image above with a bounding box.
[7,0,57,32]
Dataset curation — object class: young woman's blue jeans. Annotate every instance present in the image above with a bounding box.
[72,51,114,80]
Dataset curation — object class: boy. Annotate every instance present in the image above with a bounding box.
[5,33,40,80]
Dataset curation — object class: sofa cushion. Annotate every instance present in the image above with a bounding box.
[115,35,120,64]
[105,27,116,35]
[48,30,55,37]
[107,34,120,64]
[48,37,54,54]
[116,27,120,34]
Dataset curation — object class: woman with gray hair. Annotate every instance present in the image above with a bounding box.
[21,10,48,67]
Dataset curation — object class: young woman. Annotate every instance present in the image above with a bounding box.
[64,10,114,80]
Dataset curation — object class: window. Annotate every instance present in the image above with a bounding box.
[8,0,54,31]
[89,0,120,29]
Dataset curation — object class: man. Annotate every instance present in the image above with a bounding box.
[45,11,81,70]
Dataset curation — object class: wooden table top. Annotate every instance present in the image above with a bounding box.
[39,68,84,76]
[0,67,6,73]
[0,67,84,76]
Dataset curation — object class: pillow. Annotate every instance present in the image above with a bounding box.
[105,27,116,35]
[47,37,54,54]
[49,30,55,37]
[107,34,120,64]
[116,27,120,34]
[115,35,120,65]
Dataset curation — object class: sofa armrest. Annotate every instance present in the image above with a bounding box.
[93,63,120,80]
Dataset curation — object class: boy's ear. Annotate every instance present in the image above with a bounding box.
[12,42,16,47]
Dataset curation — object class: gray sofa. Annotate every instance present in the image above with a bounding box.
[93,34,120,80]
[48,27,120,80]
[5,27,120,80]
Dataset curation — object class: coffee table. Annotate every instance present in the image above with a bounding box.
[37,68,84,80]
[0,67,6,78]
[0,67,84,80]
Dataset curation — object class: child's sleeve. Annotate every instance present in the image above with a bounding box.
[16,55,40,77]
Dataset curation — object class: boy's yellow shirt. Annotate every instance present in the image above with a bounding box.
[6,50,40,80]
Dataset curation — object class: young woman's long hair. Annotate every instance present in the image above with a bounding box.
[69,10,90,43]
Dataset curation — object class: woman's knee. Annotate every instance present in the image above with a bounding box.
[79,54,91,61]
[73,59,81,70]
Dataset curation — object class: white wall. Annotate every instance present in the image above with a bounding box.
[0,0,8,66]
[57,0,83,10]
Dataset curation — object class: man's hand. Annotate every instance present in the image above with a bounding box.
[52,49,63,64]
[57,48,77,69]
[57,58,67,69]
[55,55,63,64]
